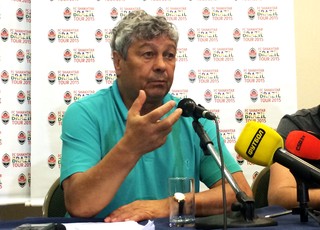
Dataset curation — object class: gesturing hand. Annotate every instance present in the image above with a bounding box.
[122,90,182,157]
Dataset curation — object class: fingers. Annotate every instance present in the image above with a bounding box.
[129,90,147,116]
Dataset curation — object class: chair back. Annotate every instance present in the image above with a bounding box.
[42,177,66,217]
[251,167,270,208]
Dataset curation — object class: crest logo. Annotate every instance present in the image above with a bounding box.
[1,28,9,42]
[1,70,9,84]
[1,111,10,125]
[188,70,196,83]
[48,154,56,169]
[248,7,256,20]
[235,109,244,123]
[16,8,24,22]
[48,29,56,43]
[249,48,257,61]
[204,89,212,103]
[16,49,25,63]
[236,154,244,165]
[187,29,195,42]
[64,49,72,63]
[48,71,56,85]
[234,69,242,83]
[233,28,241,42]
[48,112,56,126]
[64,91,72,105]
[17,90,26,104]
[110,7,118,21]
[250,89,259,102]
[64,7,72,21]
[2,154,10,168]
[18,131,26,145]
[95,70,103,84]
[95,29,103,42]
[203,48,211,62]
[202,7,210,20]
[18,173,27,188]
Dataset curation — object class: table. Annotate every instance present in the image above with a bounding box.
[1,206,319,229]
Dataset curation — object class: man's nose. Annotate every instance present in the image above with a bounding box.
[153,56,166,71]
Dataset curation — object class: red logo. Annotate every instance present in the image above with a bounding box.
[64,91,72,105]
[1,28,9,42]
[48,71,56,85]
[2,154,10,168]
[95,29,103,42]
[16,8,24,22]
[17,49,25,63]
[1,70,9,84]
[48,29,56,43]
[48,112,56,126]
[64,49,72,63]
[17,90,26,104]
[1,111,10,125]
[18,173,27,188]
[18,131,26,145]
[48,154,56,169]
[64,7,72,21]
[110,7,118,21]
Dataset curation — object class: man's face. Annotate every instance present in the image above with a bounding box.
[114,35,177,106]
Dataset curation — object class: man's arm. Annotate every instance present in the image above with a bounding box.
[62,90,182,217]
[268,162,320,210]
[104,171,252,222]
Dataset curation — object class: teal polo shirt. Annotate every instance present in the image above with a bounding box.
[60,80,241,218]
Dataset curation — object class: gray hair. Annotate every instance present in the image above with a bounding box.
[111,10,179,59]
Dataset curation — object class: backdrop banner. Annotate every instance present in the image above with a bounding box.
[0,0,296,207]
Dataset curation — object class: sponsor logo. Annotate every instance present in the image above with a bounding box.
[245,108,267,123]
[213,89,235,103]
[246,128,265,157]
[212,7,233,21]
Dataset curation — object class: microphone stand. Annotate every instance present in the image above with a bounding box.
[291,176,320,224]
[192,118,277,229]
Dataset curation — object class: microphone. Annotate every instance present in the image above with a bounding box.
[177,98,216,120]
[285,130,320,160]
[234,121,320,186]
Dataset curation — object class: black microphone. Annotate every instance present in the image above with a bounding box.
[177,98,216,120]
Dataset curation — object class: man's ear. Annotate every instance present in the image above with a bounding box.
[112,51,122,76]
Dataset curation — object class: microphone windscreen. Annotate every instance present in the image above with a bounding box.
[235,121,284,166]
[177,98,196,117]
[285,130,320,160]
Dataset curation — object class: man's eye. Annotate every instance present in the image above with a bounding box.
[143,52,154,58]
[165,52,176,60]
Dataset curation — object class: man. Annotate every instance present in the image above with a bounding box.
[268,105,320,209]
[60,10,252,222]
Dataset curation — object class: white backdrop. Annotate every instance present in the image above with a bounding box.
[0,0,297,207]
